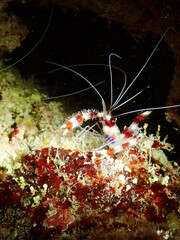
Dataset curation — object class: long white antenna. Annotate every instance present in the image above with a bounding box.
[114,29,169,105]
[114,104,180,118]
[110,67,127,110]
[47,61,128,113]
[109,53,122,108]
[0,2,54,72]
[112,87,146,112]
[41,81,104,101]
[47,63,126,74]
[46,61,106,107]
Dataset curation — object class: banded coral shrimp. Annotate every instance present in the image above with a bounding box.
[34,29,180,237]
[45,30,180,162]
[0,4,180,239]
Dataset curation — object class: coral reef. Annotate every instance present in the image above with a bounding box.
[0,61,179,239]
[0,12,29,53]
[0,140,179,239]
[0,0,29,54]
[0,1,180,239]
[0,63,65,169]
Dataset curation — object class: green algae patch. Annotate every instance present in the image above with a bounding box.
[0,63,65,172]
[0,61,104,177]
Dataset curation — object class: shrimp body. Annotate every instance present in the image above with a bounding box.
[61,109,152,155]
[57,30,180,158]
[61,110,103,134]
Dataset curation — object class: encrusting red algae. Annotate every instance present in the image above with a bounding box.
[0,139,179,239]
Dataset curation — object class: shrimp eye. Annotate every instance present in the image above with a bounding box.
[110,118,116,126]
[105,117,116,127]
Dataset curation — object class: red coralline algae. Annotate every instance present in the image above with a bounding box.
[0,144,179,239]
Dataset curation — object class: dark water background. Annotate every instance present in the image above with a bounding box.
[5,2,180,162]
